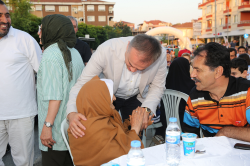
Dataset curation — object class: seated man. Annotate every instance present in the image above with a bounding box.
[68,76,152,166]
[231,58,248,79]
[183,42,250,142]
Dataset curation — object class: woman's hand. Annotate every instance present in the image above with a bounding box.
[40,125,56,148]
[130,107,144,135]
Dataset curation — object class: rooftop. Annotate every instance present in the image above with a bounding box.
[172,22,193,28]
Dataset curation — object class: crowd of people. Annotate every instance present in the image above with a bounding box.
[1,0,250,165]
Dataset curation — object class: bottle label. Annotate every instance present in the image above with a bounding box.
[166,132,180,144]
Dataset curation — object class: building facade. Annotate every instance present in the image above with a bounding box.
[115,20,135,31]
[9,0,115,26]
[198,0,250,45]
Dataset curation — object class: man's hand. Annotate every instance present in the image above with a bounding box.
[68,112,87,138]
[130,107,144,135]
[141,107,154,130]
[40,125,56,148]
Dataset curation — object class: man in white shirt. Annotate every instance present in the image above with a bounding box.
[0,1,42,165]
[67,34,167,138]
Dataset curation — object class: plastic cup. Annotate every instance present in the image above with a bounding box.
[182,133,197,158]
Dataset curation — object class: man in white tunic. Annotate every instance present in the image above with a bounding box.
[0,1,42,165]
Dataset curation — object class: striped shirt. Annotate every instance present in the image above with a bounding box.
[37,43,84,151]
[183,76,250,137]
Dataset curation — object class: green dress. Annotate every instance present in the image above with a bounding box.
[37,43,84,151]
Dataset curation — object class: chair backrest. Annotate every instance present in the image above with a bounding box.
[162,89,189,133]
[61,119,75,166]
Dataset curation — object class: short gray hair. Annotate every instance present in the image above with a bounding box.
[67,16,78,27]
[128,34,162,62]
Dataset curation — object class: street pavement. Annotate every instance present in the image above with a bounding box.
[2,122,42,166]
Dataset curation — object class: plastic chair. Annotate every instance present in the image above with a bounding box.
[162,89,189,133]
[142,122,162,147]
[61,119,75,166]
[162,89,203,137]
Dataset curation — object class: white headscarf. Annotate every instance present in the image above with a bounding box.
[100,79,114,102]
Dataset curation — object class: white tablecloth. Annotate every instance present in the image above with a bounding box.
[111,136,250,166]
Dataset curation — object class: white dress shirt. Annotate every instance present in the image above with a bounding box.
[0,27,42,120]
[115,65,142,99]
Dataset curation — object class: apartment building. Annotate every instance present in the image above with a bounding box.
[198,0,250,45]
[115,20,135,31]
[138,20,172,32]
[22,0,115,26]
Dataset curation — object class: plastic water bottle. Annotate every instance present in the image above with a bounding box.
[165,117,181,166]
[127,140,145,166]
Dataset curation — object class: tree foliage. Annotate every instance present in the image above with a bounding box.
[7,0,42,42]
[160,34,168,44]
[113,22,132,37]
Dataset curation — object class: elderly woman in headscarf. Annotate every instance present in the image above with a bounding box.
[68,76,147,166]
[37,14,84,166]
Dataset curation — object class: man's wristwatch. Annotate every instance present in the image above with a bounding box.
[44,121,53,128]
[144,107,154,116]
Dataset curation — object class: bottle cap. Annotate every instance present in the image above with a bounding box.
[131,140,141,148]
[169,117,177,123]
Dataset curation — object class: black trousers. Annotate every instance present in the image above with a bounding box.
[114,95,142,121]
[41,148,74,166]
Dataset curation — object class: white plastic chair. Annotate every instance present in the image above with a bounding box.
[162,89,203,137]
[61,119,75,166]
[142,122,162,147]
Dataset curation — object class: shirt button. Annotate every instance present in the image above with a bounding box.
[221,114,223,117]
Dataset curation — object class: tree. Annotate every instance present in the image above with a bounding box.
[76,23,108,50]
[160,34,168,44]
[7,0,42,42]
[113,22,132,37]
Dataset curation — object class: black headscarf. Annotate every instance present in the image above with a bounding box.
[41,14,76,81]
[165,57,195,94]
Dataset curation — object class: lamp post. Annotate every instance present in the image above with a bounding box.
[215,0,217,42]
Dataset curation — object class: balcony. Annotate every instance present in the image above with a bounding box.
[198,0,215,9]
[223,23,231,29]
[238,20,250,27]
[223,8,231,14]
[206,14,213,18]
[206,27,212,32]
[238,1,250,11]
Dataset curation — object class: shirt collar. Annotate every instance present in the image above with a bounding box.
[6,26,15,37]
[204,76,233,102]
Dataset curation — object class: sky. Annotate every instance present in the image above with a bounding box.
[105,0,202,28]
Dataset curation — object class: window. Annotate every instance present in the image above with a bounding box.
[234,15,238,23]
[87,5,94,11]
[30,6,35,11]
[109,6,113,13]
[98,16,106,22]
[87,16,95,22]
[45,6,55,12]
[206,5,212,14]
[78,6,83,11]
[72,7,77,11]
[235,0,238,6]
[59,6,68,12]
[36,5,42,11]
[98,5,105,11]
[220,18,223,26]
[79,18,84,22]
[220,4,223,11]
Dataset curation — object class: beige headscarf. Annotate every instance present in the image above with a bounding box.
[68,76,143,166]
